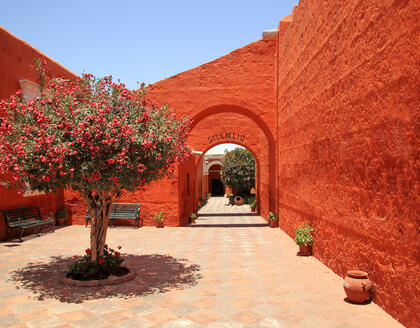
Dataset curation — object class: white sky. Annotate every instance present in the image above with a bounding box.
[206,143,245,154]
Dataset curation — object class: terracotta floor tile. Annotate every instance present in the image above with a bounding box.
[142,309,179,324]
[17,308,50,321]
[151,297,184,308]
[191,297,220,308]
[186,310,221,324]
[0,198,404,328]
[58,309,96,321]
[229,298,255,308]
[101,309,136,323]
[111,298,145,308]
[230,310,263,324]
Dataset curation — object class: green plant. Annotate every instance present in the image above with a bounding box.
[207,193,211,199]
[56,209,67,219]
[245,194,255,205]
[268,212,277,221]
[295,223,314,246]
[154,211,164,222]
[221,148,255,193]
[229,194,235,205]
[190,213,197,219]
[250,199,257,209]
[67,244,124,281]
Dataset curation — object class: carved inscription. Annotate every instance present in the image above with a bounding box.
[208,132,245,144]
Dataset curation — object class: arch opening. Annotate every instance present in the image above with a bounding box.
[178,106,274,223]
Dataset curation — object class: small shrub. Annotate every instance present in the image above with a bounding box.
[67,245,124,281]
[295,223,314,246]
[55,209,67,219]
[154,211,164,222]
[250,199,257,209]
[268,212,277,221]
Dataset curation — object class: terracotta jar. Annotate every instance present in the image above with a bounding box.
[156,221,164,228]
[298,244,312,256]
[234,196,244,205]
[269,219,278,228]
[343,270,372,303]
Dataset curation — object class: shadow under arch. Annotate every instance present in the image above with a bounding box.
[190,104,276,212]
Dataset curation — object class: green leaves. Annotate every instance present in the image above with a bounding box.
[221,148,255,193]
[295,223,314,246]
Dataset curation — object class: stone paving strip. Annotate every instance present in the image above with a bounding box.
[0,197,403,327]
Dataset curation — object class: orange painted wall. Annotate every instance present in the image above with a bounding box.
[65,172,181,227]
[0,27,78,239]
[275,1,419,327]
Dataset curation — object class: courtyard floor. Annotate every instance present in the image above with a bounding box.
[0,197,403,328]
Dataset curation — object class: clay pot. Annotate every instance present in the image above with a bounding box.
[343,270,372,303]
[156,221,164,228]
[269,219,277,228]
[57,218,66,226]
[298,244,312,256]
[234,196,244,205]
[251,207,256,212]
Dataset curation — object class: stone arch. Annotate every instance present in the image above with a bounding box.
[203,159,223,175]
[187,104,276,217]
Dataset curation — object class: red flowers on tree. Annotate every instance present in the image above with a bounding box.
[0,71,191,263]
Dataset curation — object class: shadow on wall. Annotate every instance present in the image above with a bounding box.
[10,254,202,303]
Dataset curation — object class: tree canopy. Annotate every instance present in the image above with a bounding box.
[0,67,191,262]
[221,147,255,193]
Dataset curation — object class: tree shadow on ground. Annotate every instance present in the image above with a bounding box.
[9,254,202,303]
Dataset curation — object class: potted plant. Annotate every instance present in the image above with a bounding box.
[250,200,257,212]
[56,208,67,226]
[190,212,197,224]
[295,223,313,256]
[268,212,278,228]
[154,211,164,228]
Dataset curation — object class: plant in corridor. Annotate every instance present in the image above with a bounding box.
[0,67,191,270]
[268,211,278,228]
[295,223,314,246]
[250,199,257,211]
[221,148,255,193]
[190,212,197,223]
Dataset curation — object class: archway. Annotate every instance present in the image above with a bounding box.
[178,105,275,222]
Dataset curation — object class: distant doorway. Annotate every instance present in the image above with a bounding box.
[211,179,224,196]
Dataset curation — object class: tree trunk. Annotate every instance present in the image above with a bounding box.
[83,191,113,262]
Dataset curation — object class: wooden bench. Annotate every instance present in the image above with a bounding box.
[85,203,141,228]
[1,207,55,242]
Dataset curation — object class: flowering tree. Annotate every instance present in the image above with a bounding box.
[0,71,191,262]
[221,148,255,193]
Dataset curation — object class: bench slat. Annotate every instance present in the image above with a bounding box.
[86,203,141,228]
[1,206,55,241]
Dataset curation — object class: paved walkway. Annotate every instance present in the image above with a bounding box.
[0,197,403,328]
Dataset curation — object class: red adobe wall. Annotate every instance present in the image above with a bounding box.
[0,27,78,239]
[146,38,278,218]
[276,1,419,327]
[65,171,182,227]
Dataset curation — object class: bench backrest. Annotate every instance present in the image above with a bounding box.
[109,203,141,219]
[1,207,42,227]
